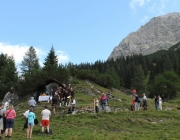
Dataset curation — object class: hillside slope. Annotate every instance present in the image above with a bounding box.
[10,79,180,140]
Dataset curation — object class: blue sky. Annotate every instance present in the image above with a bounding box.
[0,0,180,70]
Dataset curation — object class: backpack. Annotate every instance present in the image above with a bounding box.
[138,96,141,103]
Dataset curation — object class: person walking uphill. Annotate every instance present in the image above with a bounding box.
[4,104,16,139]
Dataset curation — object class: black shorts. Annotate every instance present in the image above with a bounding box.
[6,119,14,128]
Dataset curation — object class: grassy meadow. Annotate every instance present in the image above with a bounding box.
[8,79,180,140]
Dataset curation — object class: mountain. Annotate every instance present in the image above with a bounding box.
[108,12,180,60]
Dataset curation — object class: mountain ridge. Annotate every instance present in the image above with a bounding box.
[108,12,180,60]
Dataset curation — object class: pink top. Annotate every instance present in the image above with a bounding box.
[6,109,16,119]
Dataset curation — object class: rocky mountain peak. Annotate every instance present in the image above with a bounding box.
[108,12,180,60]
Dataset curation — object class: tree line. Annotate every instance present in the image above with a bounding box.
[0,42,180,100]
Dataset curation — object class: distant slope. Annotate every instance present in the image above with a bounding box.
[109,12,180,60]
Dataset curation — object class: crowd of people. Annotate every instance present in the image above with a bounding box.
[131,93,165,111]
[0,86,167,139]
[0,84,76,139]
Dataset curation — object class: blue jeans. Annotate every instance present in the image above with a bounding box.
[101,103,105,110]
[155,103,159,110]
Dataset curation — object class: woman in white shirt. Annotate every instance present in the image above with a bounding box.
[158,95,163,110]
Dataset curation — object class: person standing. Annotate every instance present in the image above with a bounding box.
[51,94,59,115]
[67,97,76,114]
[100,93,106,111]
[154,95,159,110]
[28,97,36,108]
[135,94,141,111]
[94,98,99,113]
[27,107,36,139]
[71,97,76,112]
[142,93,148,110]
[0,103,5,140]
[41,106,51,135]
[4,104,16,139]
[23,107,32,132]
[158,95,163,110]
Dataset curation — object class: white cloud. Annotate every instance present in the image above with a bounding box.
[0,42,69,68]
[56,50,69,64]
[0,42,44,69]
[130,0,150,10]
[140,16,148,22]
[0,42,29,63]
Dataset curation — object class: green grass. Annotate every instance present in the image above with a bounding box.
[6,79,180,140]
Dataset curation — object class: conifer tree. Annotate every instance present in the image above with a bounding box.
[0,53,18,99]
[43,45,58,67]
[20,46,40,74]
[131,65,146,93]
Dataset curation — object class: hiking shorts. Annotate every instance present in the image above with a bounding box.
[6,119,14,128]
[28,122,34,127]
[41,120,49,126]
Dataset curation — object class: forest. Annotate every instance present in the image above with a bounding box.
[0,42,180,100]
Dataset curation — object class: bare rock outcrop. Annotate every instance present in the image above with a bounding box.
[108,12,180,60]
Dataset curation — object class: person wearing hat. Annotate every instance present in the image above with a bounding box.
[28,97,36,108]
[41,106,51,135]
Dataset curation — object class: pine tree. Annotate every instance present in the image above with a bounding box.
[20,46,40,74]
[0,53,18,99]
[131,65,146,93]
[43,46,58,67]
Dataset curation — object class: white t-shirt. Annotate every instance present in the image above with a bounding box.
[95,100,99,107]
[41,109,51,120]
[71,99,76,105]
[4,102,9,110]
[143,95,147,100]
[159,98,163,104]
[0,108,5,122]
[24,110,29,118]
